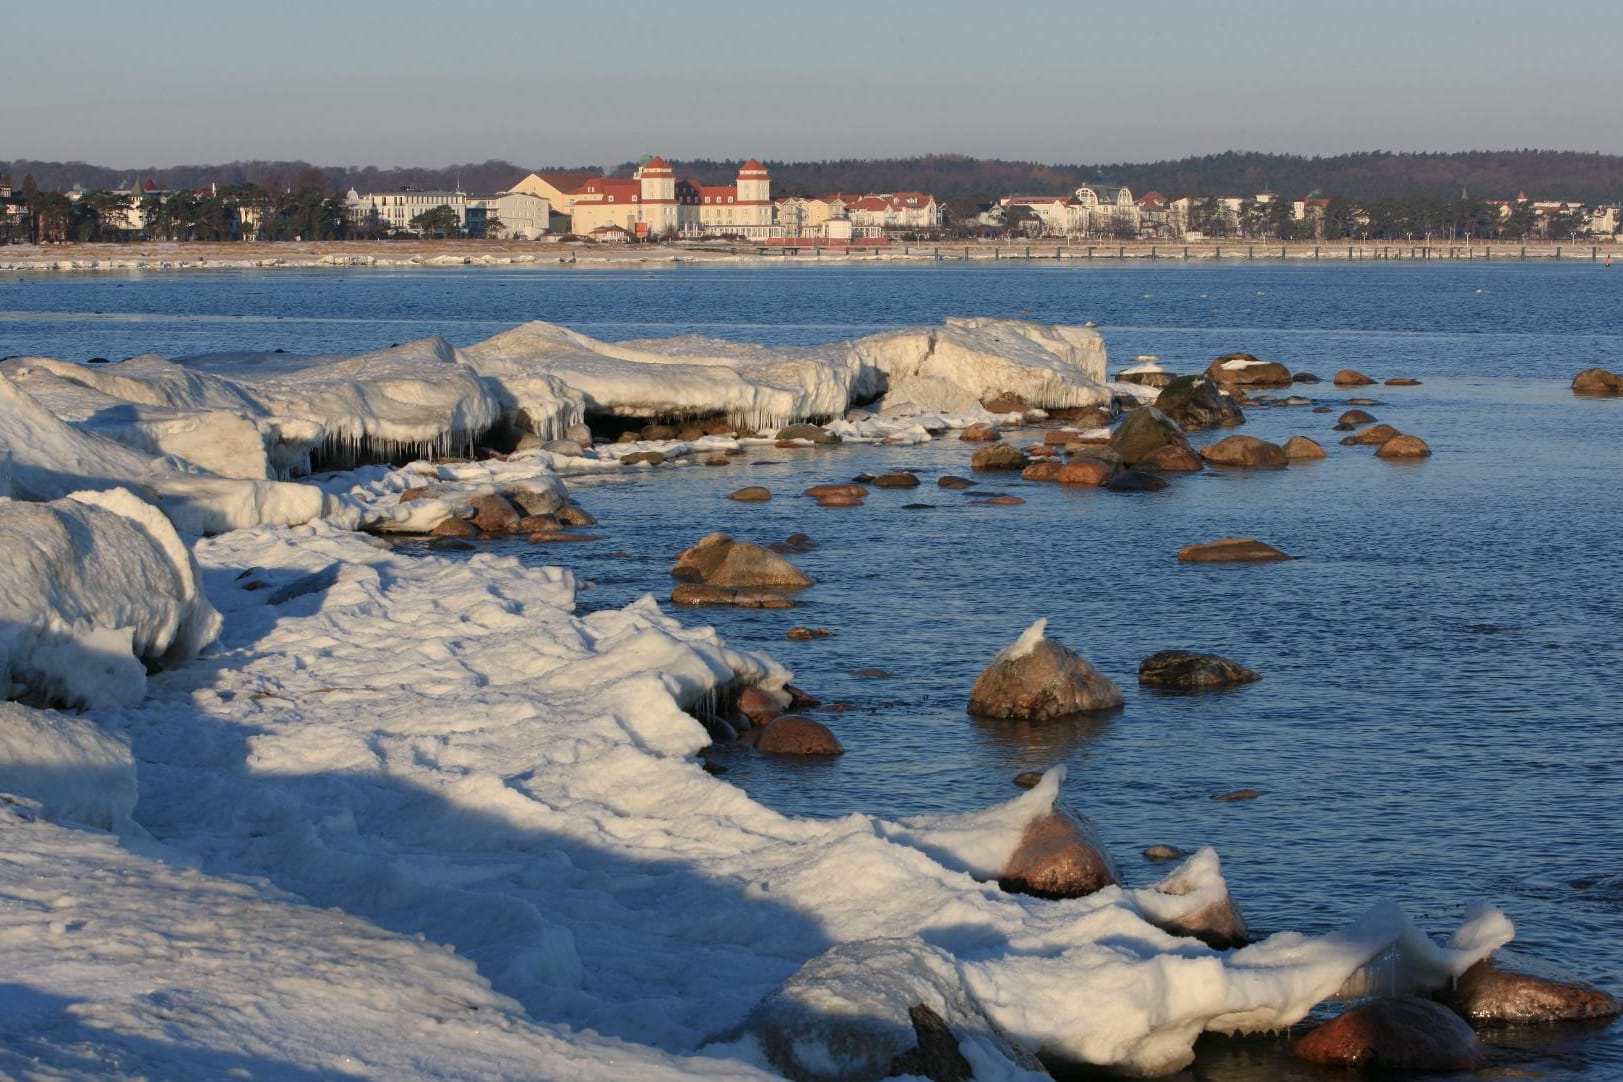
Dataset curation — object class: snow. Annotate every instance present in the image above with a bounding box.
[0,317,1524,1080]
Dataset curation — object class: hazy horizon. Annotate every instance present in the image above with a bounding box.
[6,0,1620,168]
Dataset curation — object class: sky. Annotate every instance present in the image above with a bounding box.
[7,0,1622,169]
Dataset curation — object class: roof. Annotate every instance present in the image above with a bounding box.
[575,177,641,200]
[642,156,672,172]
[738,158,769,176]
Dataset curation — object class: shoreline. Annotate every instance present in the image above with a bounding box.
[2,237,1614,274]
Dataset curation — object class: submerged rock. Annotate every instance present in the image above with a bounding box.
[1177,538,1292,563]
[1138,650,1260,690]
[748,715,844,756]
[728,486,772,502]
[968,619,1123,720]
[1437,959,1622,1024]
[670,584,796,608]
[1294,997,1484,1071]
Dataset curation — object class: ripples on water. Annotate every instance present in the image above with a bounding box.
[5,261,1620,1078]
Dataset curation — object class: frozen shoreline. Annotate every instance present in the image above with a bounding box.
[1,236,1609,274]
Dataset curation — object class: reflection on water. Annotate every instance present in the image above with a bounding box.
[968,710,1117,765]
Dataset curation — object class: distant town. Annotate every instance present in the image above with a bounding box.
[3,154,1618,247]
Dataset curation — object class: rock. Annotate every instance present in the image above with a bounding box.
[784,684,821,709]
[398,485,436,504]
[803,483,868,500]
[510,513,561,534]
[727,486,772,502]
[937,475,976,489]
[670,584,795,608]
[1294,997,1484,1071]
[1145,851,1249,949]
[1155,375,1246,430]
[981,392,1029,414]
[427,537,475,551]
[968,619,1123,721]
[1293,371,1321,384]
[736,685,784,727]
[1138,443,1204,472]
[641,423,678,441]
[1282,435,1327,460]
[959,422,1000,442]
[526,531,600,543]
[1117,368,1175,388]
[751,715,843,756]
[784,533,815,550]
[775,423,839,444]
[615,430,639,444]
[1013,771,1045,789]
[1138,650,1260,690]
[1338,408,1377,425]
[973,495,1026,505]
[621,450,667,466]
[1055,460,1115,486]
[1349,422,1403,446]
[1021,461,1063,482]
[465,492,520,533]
[786,626,831,641]
[1199,434,1288,469]
[1385,377,1422,386]
[1436,959,1622,1024]
[851,667,891,678]
[1333,368,1377,386]
[1376,434,1432,458]
[1067,444,1127,469]
[1143,844,1187,862]
[556,505,597,527]
[998,807,1118,899]
[671,533,813,589]
[1211,788,1259,802]
[428,518,481,538]
[1109,404,1192,466]
[872,471,920,488]
[816,493,864,507]
[970,443,1029,470]
[1572,367,1623,395]
[1106,470,1169,492]
[1205,352,1293,388]
[677,426,706,442]
[1347,397,1382,406]
[1177,538,1292,563]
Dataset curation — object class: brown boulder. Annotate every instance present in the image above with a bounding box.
[1333,368,1377,386]
[1349,422,1403,446]
[1109,405,1193,466]
[1437,959,1622,1024]
[1055,460,1115,486]
[671,532,813,588]
[959,422,1001,442]
[1385,377,1423,386]
[556,505,597,527]
[981,392,1029,414]
[1155,375,1246,430]
[1021,461,1063,482]
[670,584,796,608]
[1177,538,1292,563]
[1376,434,1432,458]
[1138,650,1260,690]
[970,442,1029,470]
[775,423,840,444]
[641,423,678,441]
[1205,353,1293,387]
[1117,368,1175,388]
[727,486,772,502]
[1138,443,1204,472]
[1145,854,1249,948]
[973,495,1026,505]
[968,620,1123,720]
[1293,371,1321,384]
[465,492,520,533]
[817,493,864,507]
[997,808,1117,899]
[803,483,869,500]
[1572,367,1623,395]
[621,450,667,466]
[872,471,921,489]
[1107,470,1170,492]
[1338,408,1377,425]
[785,626,831,641]
[736,685,784,727]
[751,715,844,755]
[1282,435,1327,460]
[510,513,561,534]
[1294,997,1484,1071]
[1199,434,1288,469]
[398,485,437,504]
[428,518,481,538]
[937,475,976,489]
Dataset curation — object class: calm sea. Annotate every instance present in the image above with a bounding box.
[3,261,1620,1080]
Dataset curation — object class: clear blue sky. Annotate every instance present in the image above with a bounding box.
[8,0,1620,168]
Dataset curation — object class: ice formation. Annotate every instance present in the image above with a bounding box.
[0,318,1525,1080]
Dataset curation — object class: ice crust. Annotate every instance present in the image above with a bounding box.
[0,318,1521,1080]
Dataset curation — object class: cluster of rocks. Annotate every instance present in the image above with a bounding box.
[399,482,600,546]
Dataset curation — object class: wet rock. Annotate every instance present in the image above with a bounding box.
[704,454,730,466]
[1206,352,1293,387]
[1339,408,1377,425]
[851,667,891,678]
[750,715,843,756]
[1143,844,1187,862]
[887,1003,974,1082]
[937,475,976,489]
[1145,851,1250,949]
[1333,368,1377,386]
[786,626,831,641]
[736,685,784,727]
[1349,422,1403,446]
[615,430,639,444]
[670,584,796,608]
[998,807,1118,899]
[1211,788,1259,802]
[526,531,600,543]
[1109,405,1193,465]
[970,442,1029,470]
[872,471,921,489]
[510,513,561,534]
[1385,377,1423,386]
[1294,997,1484,1071]
[959,422,1000,442]
[671,533,813,589]
[677,426,706,442]
[428,518,481,538]
[1347,397,1382,406]
[1138,443,1204,472]
[803,483,868,500]
[1572,367,1623,395]
[641,423,678,441]
[1293,371,1321,383]
[1377,434,1433,458]
[556,505,597,527]
[1021,461,1063,482]
[426,537,475,551]
[1013,771,1045,789]
[1177,537,1292,563]
[1155,375,1246,430]
[968,619,1122,721]
[973,495,1026,505]
[1282,435,1327,460]
[465,492,520,533]
[1199,434,1288,469]
[784,684,821,710]
[727,486,772,502]
[982,392,1030,414]
[621,450,667,466]
[1436,959,1623,1024]
[1138,650,1260,690]
[1117,368,1175,388]
[1056,460,1116,486]
[1107,470,1169,492]
[775,423,840,444]
[816,493,864,507]
[398,486,436,504]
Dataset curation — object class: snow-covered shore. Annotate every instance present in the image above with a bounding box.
[0,318,1520,1079]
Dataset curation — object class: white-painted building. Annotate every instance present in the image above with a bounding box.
[347,188,471,234]
[512,157,775,240]
[845,192,942,236]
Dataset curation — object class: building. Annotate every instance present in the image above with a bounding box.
[344,187,552,239]
[1073,184,1137,235]
[512,157,775,240]
[845,192,942,236]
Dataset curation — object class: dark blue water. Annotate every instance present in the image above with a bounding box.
[4,262,1620,1079]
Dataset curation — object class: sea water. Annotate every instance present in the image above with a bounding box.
[3,260,1620,1079]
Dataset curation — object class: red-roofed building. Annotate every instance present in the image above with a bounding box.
[516,156,774,239]
[844,192,942,236]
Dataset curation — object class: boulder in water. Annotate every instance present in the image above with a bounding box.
[1294,997,1484,1071]
[968,619,1122,720]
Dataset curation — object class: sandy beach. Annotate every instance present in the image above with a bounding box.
[1,236,1612,273]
